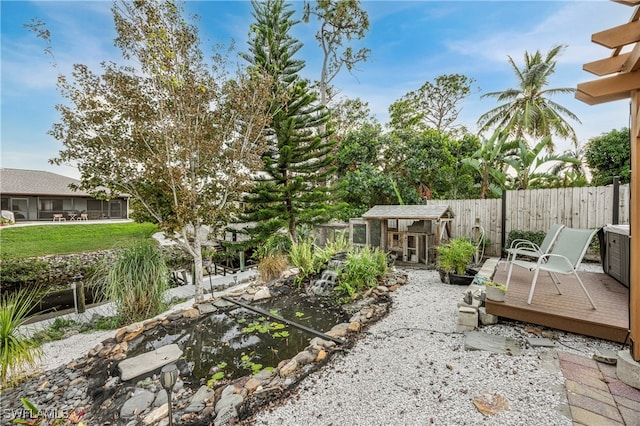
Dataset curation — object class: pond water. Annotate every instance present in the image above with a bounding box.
[126,290,347,389]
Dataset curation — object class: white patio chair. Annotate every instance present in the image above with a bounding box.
[505,227,598,309]
[504,224,565,273]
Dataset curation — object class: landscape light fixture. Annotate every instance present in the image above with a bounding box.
[160,363,178,426]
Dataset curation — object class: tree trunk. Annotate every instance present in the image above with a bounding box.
[191,225,206,302]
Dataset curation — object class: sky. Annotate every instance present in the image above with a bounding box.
[0,0,634,179]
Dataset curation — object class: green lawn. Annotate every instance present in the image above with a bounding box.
[0,222,158,258]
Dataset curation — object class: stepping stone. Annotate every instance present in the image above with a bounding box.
[527,337,556,348]
[593,349,617,365]
[118,344,183,381]
[464,331,522,355]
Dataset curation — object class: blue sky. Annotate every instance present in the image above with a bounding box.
[1,1,633,179]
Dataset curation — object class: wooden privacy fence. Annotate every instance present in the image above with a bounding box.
[431,183,629,256]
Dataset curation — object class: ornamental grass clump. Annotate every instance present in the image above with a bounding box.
[0,288,43,388]
[95,241,169,325]
[288,237,317,282]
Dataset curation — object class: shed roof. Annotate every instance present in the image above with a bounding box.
[362,204,454,220]
[1,168,91,197]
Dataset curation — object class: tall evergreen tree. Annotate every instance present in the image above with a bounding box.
[241,0,339,243]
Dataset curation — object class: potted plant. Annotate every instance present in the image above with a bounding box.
[484,281,507,302]
[436,238,477,285]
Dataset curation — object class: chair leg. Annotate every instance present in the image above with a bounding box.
[548,272,562,294]
[527,268,541,304]
[573,271,597,310]
[505,260,515,289]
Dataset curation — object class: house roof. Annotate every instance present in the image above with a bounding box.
[362,204,454,220]
[0,168,92,197]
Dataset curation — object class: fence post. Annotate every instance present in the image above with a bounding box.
[613,176,620,225]
[500,190,507,257]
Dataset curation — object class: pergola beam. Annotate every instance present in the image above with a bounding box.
[583,52,631,76]
[622,41,640,72]
[592,20,640,49]
[575,89,630,105]
[577,71,640,98]
[612,0,640,6]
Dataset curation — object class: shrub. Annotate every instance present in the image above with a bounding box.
[0,258,50,290]
[437,238,476,274]
[335,246,388,301]
[254,232,292,259]
[288,237,316,282]
[505,230,546,254]
[93,241,169,324]
[258,254,289,282]
[0,288,43,387]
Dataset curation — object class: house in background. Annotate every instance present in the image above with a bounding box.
[0,168,129,221]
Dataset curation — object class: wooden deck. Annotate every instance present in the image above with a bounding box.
[486,261,629,343]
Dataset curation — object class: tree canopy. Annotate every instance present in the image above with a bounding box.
[34,0,273,301]
[388,74,475,134]
[584,128,630,186]
[477,45,581,151]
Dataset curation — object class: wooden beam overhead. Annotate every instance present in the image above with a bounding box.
[575,89,630,105]
[612,0,640,6]
[577,71,640,98]
[592,20,640,49]
[622,41,640,71]
[583,52,631,75]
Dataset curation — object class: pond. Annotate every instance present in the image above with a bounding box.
[126,289,348,390]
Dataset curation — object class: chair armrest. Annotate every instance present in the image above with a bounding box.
[537,253,574,273]
[513,240,541,252]
[508,238,530,249]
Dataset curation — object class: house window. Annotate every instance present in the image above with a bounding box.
[39,199,63,212]
[1,197,8,210]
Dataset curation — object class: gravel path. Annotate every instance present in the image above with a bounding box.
[252,268,620,426]
[35,330,115,373]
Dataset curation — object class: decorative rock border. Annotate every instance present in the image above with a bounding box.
[455,257,500,332]
[1,269,408,425]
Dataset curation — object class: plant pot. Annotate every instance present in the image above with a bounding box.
[485,285,506,302]
[465,267,479,276]
[449,273,474,286]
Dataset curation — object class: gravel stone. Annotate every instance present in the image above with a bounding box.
[253,269,618,426]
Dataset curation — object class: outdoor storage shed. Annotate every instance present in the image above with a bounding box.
[352,204,454,264]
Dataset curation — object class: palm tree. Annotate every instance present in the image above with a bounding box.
[504,136,581,190]
[462,130,516,198]
[477,45,581,151]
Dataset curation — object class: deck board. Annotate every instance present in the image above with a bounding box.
[486,261,629,342]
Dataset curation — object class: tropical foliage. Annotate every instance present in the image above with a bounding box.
[335,246,388,302]
[462,130,515,198]
[477,45,581,151]
[0,289,43,387]
[503,136,580,190]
